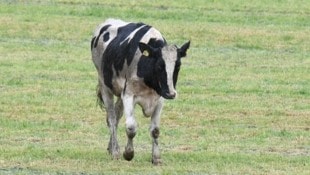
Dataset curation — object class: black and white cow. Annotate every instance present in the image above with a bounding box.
[91,19,190,165]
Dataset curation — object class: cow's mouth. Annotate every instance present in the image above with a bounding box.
[158,80,176,99]
[162,92,176,99]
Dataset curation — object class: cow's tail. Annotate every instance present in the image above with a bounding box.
[96,85,105,110]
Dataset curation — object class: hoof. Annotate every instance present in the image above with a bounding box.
[152,158,162,165]
[107,146,120,159]
[112,152,120,160]
[108,150,120,160]
[123,150,134,161]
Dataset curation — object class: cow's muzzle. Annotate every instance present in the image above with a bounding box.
[162,91,176,99]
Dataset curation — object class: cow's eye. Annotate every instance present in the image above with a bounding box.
[156,64,165,72]
[157,65,163,71]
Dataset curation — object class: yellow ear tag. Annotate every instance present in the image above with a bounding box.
[142,50,149,57]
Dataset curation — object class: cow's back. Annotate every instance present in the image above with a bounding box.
[91,19,165,95]
[91,19,128,70]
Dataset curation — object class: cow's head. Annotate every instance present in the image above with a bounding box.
[139,41,190,99]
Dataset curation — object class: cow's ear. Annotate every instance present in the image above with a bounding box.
[139,42,155,57]
[178,41,190,58]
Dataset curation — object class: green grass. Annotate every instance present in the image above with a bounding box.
[1,0,309,174]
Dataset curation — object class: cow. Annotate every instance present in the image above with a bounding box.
[91,18,190,165]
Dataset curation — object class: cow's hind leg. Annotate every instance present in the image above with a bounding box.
[107,97,123,157]
[99,84,120,159]
[150,100,163,165]
[115,97,123,125]
[122,94,136,161]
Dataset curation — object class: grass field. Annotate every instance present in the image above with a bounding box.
[1,0,309,174]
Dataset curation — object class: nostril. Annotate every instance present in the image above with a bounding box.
[163,91,177,99]
[171,93,176,98]
[169,92,176,99]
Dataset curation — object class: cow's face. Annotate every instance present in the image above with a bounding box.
[139,41,190,99]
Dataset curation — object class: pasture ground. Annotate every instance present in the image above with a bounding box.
[0,0,309,174]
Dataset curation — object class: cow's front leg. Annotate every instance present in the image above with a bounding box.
[122,94,137,161]
[150,99,163,165]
